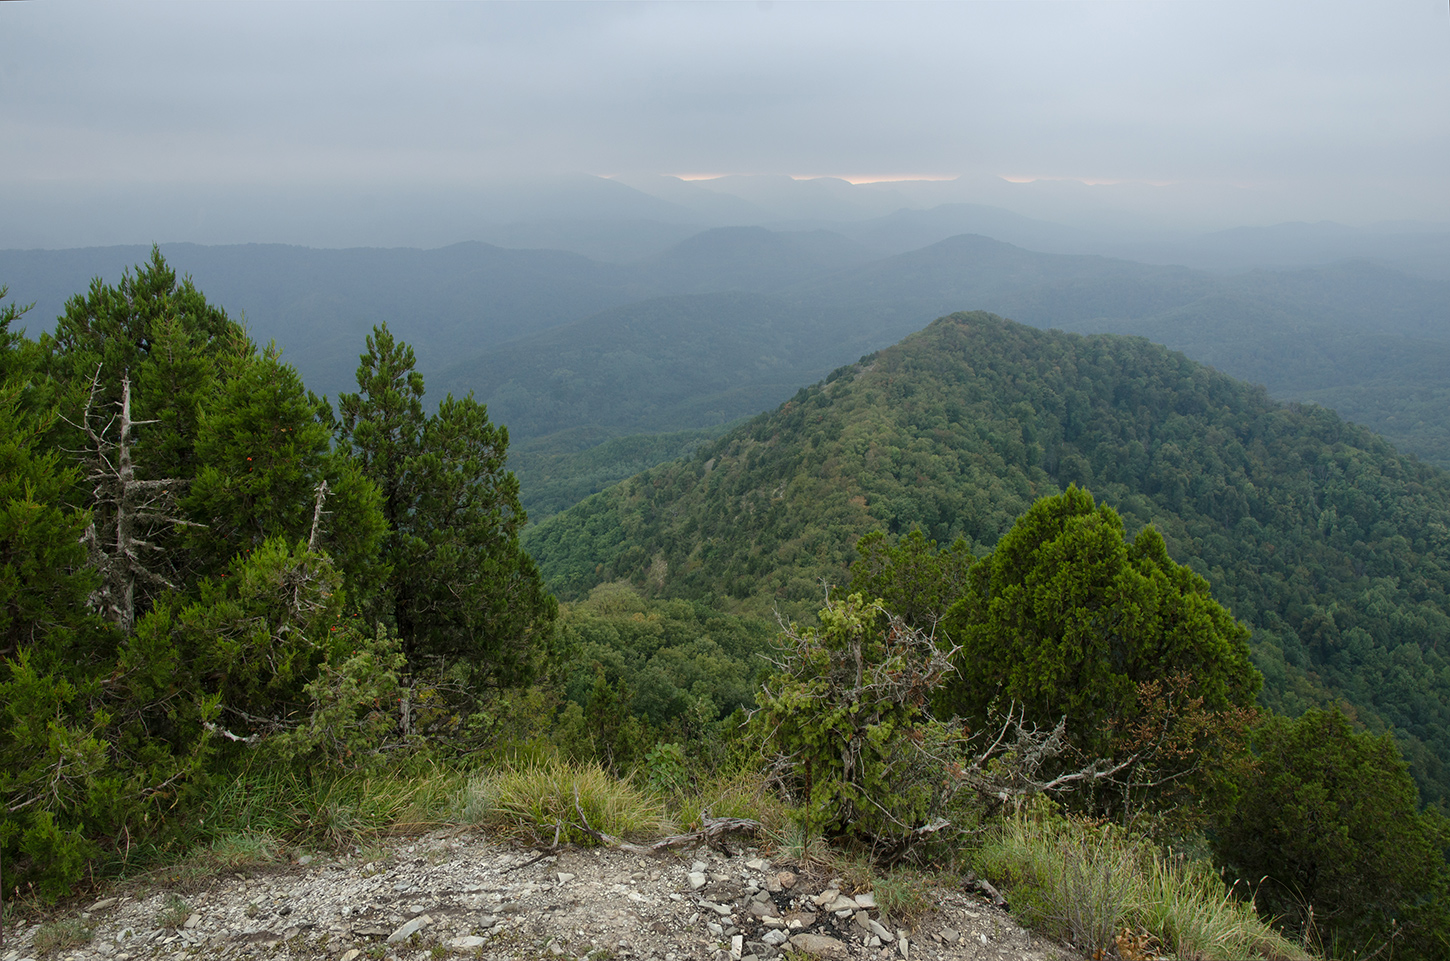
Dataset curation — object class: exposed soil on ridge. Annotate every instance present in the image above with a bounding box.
[2,830,1081,961]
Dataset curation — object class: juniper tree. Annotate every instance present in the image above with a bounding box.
[940,485,1260,760]
[1215,709,1450,960]
[336,323,555,686]
[184,345,385,604]
[853,486,1262,826]
[42,249,250,624]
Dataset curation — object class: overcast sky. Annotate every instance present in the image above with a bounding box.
[3,1,1448,246]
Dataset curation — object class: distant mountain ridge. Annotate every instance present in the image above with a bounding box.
[436,232,1450,474]
[4,223,1449,493]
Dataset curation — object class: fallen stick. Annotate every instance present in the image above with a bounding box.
[505,821,566,873]
[569,789,761,857]
[973,877,1008,909]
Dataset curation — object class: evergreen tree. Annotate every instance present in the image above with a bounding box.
[184,345,386,603]
[336,324,426,627]
[1215,709,1450,959]
[940,485,1261,758]
[336,324,555,685]
[45,247,249,481]
[406,392,556,685]
[42,249,251,626]
[849,527,975,632]
[0,367,107,667]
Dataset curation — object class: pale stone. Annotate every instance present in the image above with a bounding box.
[386,914,431,944]
[787,933,848,958]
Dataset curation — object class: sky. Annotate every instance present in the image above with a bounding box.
[3,1,1448,247]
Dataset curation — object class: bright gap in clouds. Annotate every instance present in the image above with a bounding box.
[659,173,962,184]
[801,175,961,185]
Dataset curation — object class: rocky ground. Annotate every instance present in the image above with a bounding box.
[2,831,1079,961]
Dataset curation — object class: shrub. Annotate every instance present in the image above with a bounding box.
[750,593,962,849]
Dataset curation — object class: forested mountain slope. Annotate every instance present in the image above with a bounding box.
[525,312,1450,807]
[432,292,835,438]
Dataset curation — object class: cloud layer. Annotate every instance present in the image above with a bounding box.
[3,1,1447,244]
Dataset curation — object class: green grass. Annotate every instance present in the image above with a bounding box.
[461,757,671,844]
[669,767,789,836]
[31,918,94,954]
[976,813,1309,960]
[155,893,193,929]
[868,867,941,927]
[202,760,467,848]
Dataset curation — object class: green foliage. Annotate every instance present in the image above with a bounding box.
[1214,709,1450,960]
[0,383,101,664]
[0,637,218,898]
[941,485,1260,766]
[40,248,252,627]
[44,247,250,474]
[264,622,408,775]
[849,528,975,632]
[337,323,556,687]
[578,667,652,776]
[527,311,1450,809]
[167,538,345,727]
[751,593,961,846]
[0,261,546,898]
[408,391,554,685]
[512,425,732,522]
[184,345,386,602]
[644,742,688,794]
[557,582,773,736]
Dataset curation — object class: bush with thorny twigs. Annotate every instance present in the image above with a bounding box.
[750,593,1144,858]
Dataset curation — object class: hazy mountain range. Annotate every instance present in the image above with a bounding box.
[4,199,1448,519]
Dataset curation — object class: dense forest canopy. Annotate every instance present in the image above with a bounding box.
[527,312,1450,808]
